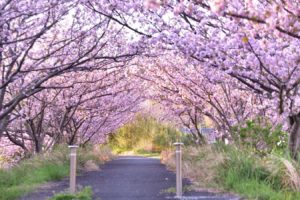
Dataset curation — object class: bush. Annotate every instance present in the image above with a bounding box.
[231,119,288,156]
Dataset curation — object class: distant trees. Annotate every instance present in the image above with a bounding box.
[108,116,188,153]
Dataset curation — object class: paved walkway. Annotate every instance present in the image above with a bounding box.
[21,156,239,200]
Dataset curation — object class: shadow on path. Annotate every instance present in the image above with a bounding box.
[20,156,239,200]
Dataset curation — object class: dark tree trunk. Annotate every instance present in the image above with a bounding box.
[68,131,77,145]
[0,115,9,137]
[34,138,43,154]
[288,113,300,159]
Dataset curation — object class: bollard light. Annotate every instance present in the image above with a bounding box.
[68,145,79,194]
[173,142,184,198]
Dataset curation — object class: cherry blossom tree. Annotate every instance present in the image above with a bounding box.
[134,53,262,143]
[0,0,141,135]
[126,0,300,157]
[3,64,144,155]
[1,0,300,159]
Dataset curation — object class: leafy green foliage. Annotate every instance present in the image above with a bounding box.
[231,119,288,156]
[108,115,192,153]
[50,187,93,200]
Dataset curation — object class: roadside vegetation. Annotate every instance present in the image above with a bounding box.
[107,116,300,199]
[162,120,300,200]
[3,115,299,200]
[0,145,113,200]
[107,115,194,156]
[50,186,93,200]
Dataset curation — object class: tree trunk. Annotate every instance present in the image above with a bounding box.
[0,115,9,137]
[288,113,300,160]
[34,138,43,154]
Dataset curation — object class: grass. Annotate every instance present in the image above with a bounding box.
[133,149,161,158]
[217,146,300,199]
[114,148,161,159]
[117,149,161,158]
[50,186,94,200]
[161,146,223,189]
[161,144,300,200]
[160,186,193,195]
[0,157,69,200]
[0,145,113,200]
[221,172,300,200]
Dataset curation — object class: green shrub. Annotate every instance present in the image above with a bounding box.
[231,119,288,156]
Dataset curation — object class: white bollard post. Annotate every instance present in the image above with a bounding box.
[69,145,79,194]
[174,142,183,198]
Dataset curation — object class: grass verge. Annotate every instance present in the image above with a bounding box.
[50,186,93,200]
[116,148,161,158]
[0,145,113,200]
[161,145,300,200]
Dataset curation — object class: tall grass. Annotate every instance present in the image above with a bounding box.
[264,155,300,191]
[218,146,300,199]
[162,145,223,189]
[0,145,113,200]
[161,144,300,200]
[0,146,69,200]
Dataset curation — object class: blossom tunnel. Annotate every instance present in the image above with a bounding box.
[1,0,300,163]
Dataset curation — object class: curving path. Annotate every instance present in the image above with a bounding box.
[20,156,239,200]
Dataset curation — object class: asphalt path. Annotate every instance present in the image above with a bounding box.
[20,156,239,200]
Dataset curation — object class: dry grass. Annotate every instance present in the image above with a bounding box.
[83,160,100,171]
[264,155,300,191]
[161,146,224,189]
[161,149,175,169]
[96,145,115,163]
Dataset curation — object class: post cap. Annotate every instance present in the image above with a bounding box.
[173,142,184,146]
[68,145,79,148]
